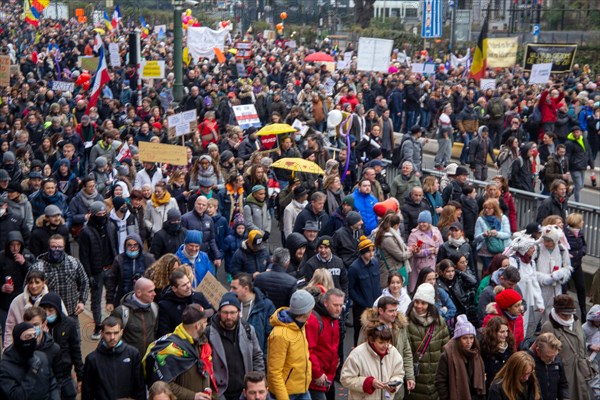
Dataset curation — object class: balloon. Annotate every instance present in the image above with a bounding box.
[280,12,287,20]
[327,110,343,129]
[420,50,428,56]
[185,8,192,16]
[220,20,229,28]
[182,15,191,24]
[192,21,200,27]
[276,23,283,31]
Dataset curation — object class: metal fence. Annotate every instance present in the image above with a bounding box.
[384,166,600,258]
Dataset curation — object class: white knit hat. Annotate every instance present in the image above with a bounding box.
[413,283,435,305]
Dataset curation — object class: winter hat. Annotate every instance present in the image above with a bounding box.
[247,230,264,249]
[44,204,62,217]
[342,195,355,208]
[58,158,70,168]
[455,166,469,176]
[289,290,315,315]
[260,157,273,168]
[445,163,459,175]
[495,288,522,310]
[302,149,315,159]
[219,292,241,310]
[95,156,108,168]
[303,221,319,232]
[89,201,107,215]
[167,208,182,222]
[346,211,362,227]
[508,235,535,256]
[317,236,332,248]
[413,283,436,305]
[586,304,600,322]
[112,196,126,211]
[553,294,577,315]
[357,235,374,254]
[221,150,234,162]
[184,230,203,245]
[0,169,9,181]
[7,181,22,193]
[207,143,219,152]
[417,211,432,224]
[293,186,308,199]
[12,322,34,351]
[524,223,542,236]
[116,165,129,176]
[541,225,563,244]
[453,314,476,339]
[2,151,15,162]
[129,145,139,155]
[251,185,266,194]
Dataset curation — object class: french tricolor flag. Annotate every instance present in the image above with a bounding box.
[86,47,110,114]
[112,6,121,30]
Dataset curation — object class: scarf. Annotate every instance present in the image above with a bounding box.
[326,188,344,215]
[245,193,264,208]
[567,132,586,150]
[151,191,172,208]
[447,236,466,248]
[411,310,435,327]
[444,340,486,399]
[551,308,574,330]
[484,215,501,231]
[80,188,99,208]
[368,341,389,359]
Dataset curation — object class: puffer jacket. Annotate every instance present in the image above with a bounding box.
[181,210,222,260]
[406,311,450,400]
[306,299,340,392]
[352,188,378,235]
[331,225,361,267]
[254,263,298,310]
[267,308,312,399]
[175,244,214,287]
[348,256,381,309]
[150,225,187,259]
[526,350,569,400]
[229,240,271,277]
[243,195,272,235]
[436,270,477,317]
[341,342,405,400]
[111,292,159,357]
[156,287,214,338]
[78,219,118,276]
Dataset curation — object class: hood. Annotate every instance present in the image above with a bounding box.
[5,231,24,251]
[360,306,408,330]
[36,214,66,228]
[125,233,144,248]
[37,331,56,352]
[286,233,308,256]
[269,307,302,331]
[39,291,65,315]
[7,193,28,205]
[586,304,600,322]
[110,207,131,222]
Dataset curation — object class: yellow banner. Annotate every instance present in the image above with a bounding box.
[487,37,519,68]
[138,142,187,165]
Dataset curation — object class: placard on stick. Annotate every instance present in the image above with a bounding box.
[195,272,227,309]
[138,141,187,165]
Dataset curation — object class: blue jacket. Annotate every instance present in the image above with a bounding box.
[223,230,245,273]
[247,287,276,355]
[30,191,73,228]
[175,244,214,287]
[181,210,222,260]
[211,213,229,254]
[578,106,593,132]
[436,287,457,321]
[229,240,271,276]
[352,188,378,235]
[348,256,381,308]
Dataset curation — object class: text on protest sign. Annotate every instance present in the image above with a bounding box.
[487,37,518,68]
[141,61,165,79]
[52,81,75,93]
[138,142,187,165]
[232,104,262,129]
[0,55,11,87]
[480,79,496,91]
[109,43,121,67]
[523,44,577,72]
[195,273,227,308]
[357,37,393,73]
[529,63,553,85]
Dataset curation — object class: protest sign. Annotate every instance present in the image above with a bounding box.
[357,37,393,73]
[411,63,424,74]
[52,81,75,93]
[235,42,252,58]
[487,37,518,68]
[187,27,228,61]
[344,51,353,65]
[233,104,261,129]
[285,40,297,49]
[79,56,99,71]
[236,63,247,77]
[423,63,435,75]
[263,30,276,40]
[195,272,227,307]
[138,142,187,165]
[0,55,11,86]
[480,79,496,91]
[336,60,348,70]
[141,61,165,79]
[421,0,442,38]
[529,63,553,85]
[109,43,121,67]
[324,78,335,95]
[523,44,577,72]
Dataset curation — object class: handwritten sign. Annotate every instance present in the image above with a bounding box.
[79,56,99,71]
[109,43,121,67]
[234,41,252,59]
[138,141,187,165]
[52,81,75,93]
[195,272,227,309]
[480,79,496,91]
[529,63,553,85]
[0,56,10,87]
[232,104,261,129]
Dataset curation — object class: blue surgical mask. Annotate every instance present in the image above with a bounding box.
[126,250,139,258]
[46,313,57,323]
[34,325,41,337]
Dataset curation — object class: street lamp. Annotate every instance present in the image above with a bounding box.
[172,0,184,104]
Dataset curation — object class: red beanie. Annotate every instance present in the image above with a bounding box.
[495,288,522,310]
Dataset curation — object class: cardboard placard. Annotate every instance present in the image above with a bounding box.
[234,41,252,59]
[138,141,187,165]
[529,63,553,85]
[0,55,10,87]
[109,43,121,67]
[195,272,227,309]
[51,81,75,92]
[232,104,261,129]
[79,56,99,71]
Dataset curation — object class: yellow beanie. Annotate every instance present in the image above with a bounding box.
[357,235,374,254]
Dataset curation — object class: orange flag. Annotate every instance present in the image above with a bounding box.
[214,47,226,64]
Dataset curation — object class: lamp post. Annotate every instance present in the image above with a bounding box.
[173,0,184,104]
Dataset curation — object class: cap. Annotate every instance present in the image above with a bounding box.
[317,235,332,248]
[449,222,463,231]
[525,222,542,236]
[219,292,241,310]
[44,204,62,217]
[29,171,43,179]
[413,283,435,305]
[289,290,315,315]
[2,151,15,162]
[572,125,582,131]
[247,230,264,249]
[0,169,9,181]
[368,159,386,168]
[198,179,213,188]
[303,221,319,232]
[455,166,469,176]
[553,294,577,315]
[89,201,107,215]
[181,303,214,324]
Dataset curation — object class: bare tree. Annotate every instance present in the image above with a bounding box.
[354,0,375,28]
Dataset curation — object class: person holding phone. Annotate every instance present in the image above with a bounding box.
[341,321,405,400]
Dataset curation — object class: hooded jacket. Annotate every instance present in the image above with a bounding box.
[292,203,332,236]
[0,347,60,400]
[254,263,298,310]
[175,244,214,287]
[331,224,361,267]
[29,215,71,257]
[0,231,35,310]
[285,232,308,278]
[150,224,187,259]
[267,308,312,399]
[105,233,155,306]
[229,240,271,277]
[7,193,34,233]
[108,207,140,253]
[156,287,213,338]
[39,292,84,382]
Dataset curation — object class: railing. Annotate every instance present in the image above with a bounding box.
[384,166,600,258]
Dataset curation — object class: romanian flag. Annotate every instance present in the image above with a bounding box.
[23,0,48,27]
[103,11,113,31]
[469,13,489,81]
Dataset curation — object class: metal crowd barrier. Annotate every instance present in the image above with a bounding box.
[384,165,600,259]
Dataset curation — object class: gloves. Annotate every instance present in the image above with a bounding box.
[29,355,42,374]
[263,231,270,241]
[539,273,555,286]
[551,269,565,283]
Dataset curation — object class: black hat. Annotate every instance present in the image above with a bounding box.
[293,186,307,199]
[455,166,469,176]
[219,292,241,310]
[317,235,332,247]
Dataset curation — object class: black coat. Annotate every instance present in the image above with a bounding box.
[77,222,118,276]
[157,288,213,337]
[0,231,35,310]
[401,197,430,239]
[81,342,145,400]
[565,226,586,269]
[0,348,60,400]
[304,254,348,295]
[44,304,84,381]
[509,157,535,192]
[565,136,594,171]
[526,350,569,400]
[253,264,298,309]
[150,227,187,259]
[536,194,567,224]
[29,221,71,257]
[292,204,332,236]
[331,226,360,267]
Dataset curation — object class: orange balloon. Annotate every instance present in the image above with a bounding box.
[280,12,287,20]
[276,23,283,31]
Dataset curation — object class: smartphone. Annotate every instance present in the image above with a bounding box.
[387,381,403,387]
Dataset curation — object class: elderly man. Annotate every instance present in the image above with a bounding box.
[391,161,421,207]
[292,191,331,236]
[401,187,430,239]
[181,196,221,267]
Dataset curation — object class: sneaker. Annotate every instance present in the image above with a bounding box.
[91,332,101,340]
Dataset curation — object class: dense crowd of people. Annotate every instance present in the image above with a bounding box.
[0,2,599,400]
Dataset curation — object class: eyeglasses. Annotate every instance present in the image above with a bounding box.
[49,246,64,251]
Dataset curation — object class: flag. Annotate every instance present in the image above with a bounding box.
[140,15,147,28]
[450,48,471,68]
[469,11,489,81]
[103,11,113,31]
[87,47,110,114]
[23,0,40,27]
[140,16,149,38]
[93,32,103,53]
[112,6,121,29]
[116,142,131,162]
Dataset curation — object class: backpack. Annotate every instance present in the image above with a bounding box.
[120,303,159,328]
[530,105,542,125]
[312,309,324,335]
[488,98,504,119]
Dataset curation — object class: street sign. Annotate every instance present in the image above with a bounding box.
[532,24,540,36]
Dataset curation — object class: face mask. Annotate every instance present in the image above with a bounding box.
[46,314,57,324]
[49,249,64,262]
[91,215,107,226]
[532,149,539,157]
[126,250,139,258]
[0,208,5,217]
[165,222,181,233]
[16,337,37,357]
[34,325,41,337]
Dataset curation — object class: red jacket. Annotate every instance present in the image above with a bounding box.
[482,302,524,350]
[305,306,340,392]
[539,90,564,124]
[338,95,359,112]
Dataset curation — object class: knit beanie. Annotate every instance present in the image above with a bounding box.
[453,314,476,339]
[495,288,522,310]
[219,292,241,310]
[167,208,182,222]
[184,230,203,245]
[346,211,362,227]
[342,195,355,208]
[413,283,435,305]
[357,235,374,254]
[112,196,126,211]
[289,290,315,315]
[417,211,432,224]
[251,185,266,194]
[90,201,107,215]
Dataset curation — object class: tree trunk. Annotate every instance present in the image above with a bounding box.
[354,0,375,28]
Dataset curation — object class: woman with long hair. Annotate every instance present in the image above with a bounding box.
[306,268,335,295]
[243,164,268,195]
[475,254,509,309]
[434,314,486,399]
[437,204,458,240]
[167,170,190,214]
[405,282,450,400]
[496,136,519,181]
[488,351,541,400]
[374,213,412,288]
[422,176,444,226]
[323,174,344,215]
[413,267,457,326]
[493,175,517,233]
[474,199,511,271]
[480,316,515,390]
[373,271,412,314]
[144,182,179,236]
[436,259,477,322]
[407,211,443,293]
[144,254,193,302]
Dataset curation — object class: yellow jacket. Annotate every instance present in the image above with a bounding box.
[267,307,312,399]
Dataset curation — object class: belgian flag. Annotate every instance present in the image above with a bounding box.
[469,12,489,81]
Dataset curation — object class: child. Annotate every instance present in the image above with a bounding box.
[206,198,229,257]
[224,217,246,281]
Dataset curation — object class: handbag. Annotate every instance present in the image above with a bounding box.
[378,246,411,285]
[482,218,504,254]
[563,332,599,381]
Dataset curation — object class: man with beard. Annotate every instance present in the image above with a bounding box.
[78,201,117,340]
[29,204,71,257]
[207,293,264,400]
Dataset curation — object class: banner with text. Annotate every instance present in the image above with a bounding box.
[523,44,577,73]
[421,0,442,38]
[357,37,393,73]
[487,37,519,68]
[232,104,261,129]
[138,142,187,165]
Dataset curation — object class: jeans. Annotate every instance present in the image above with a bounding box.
[310,387,334,400]
[392,112,403,132]
[406,111,418,132]
[420,109,431,131]
[289,392,312,400]
[58,376,77,400]
[90,271,106,330]
[459,132,473,163]
[473,164,488,181]
[435,138,452,167]
[571,170,584,202]
[352,304,366,346]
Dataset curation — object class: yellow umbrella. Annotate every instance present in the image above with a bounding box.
[256,123,297,136]
[271,158,324,175]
